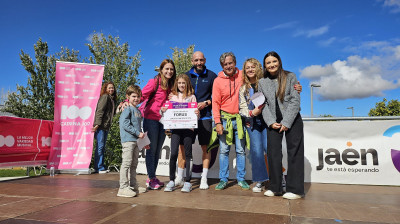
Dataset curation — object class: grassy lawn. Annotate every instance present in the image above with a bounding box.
[0,167,47,177]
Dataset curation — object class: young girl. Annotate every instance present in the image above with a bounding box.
[139,59,176,190]
[162,74,199,193]
[259,51,305,200]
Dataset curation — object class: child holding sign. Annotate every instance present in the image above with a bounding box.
[161,74,199,193]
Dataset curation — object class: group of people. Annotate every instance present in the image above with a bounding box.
[92,50,305,200]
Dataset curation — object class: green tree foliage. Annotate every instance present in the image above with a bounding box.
[3,39,80,120]
[86,32,141,102]
[369,98,400,116]
[86,32,142,168]
[3,34,143,170]
[320,114,333,117]
[169,45,194,75]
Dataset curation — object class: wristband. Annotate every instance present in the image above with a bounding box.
[249,110,254,117]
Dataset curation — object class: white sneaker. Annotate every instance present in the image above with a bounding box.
[130,186,147,194]
[283,192,302,200]
[117,188,136,197]
[99,170,109,174]
[181,182,192,193]
[199,178,209,190]
[164,180,175,192]
[174,176,184,187]
[264,190,275,197]
[252,182,262,193]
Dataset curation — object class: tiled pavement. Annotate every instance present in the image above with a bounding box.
[0,173,399,224]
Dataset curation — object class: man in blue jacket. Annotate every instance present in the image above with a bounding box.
[175,51,217,190]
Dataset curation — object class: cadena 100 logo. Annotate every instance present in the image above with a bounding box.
[383,125,400,173]
[60,105,92,120]
[0,135,15,147]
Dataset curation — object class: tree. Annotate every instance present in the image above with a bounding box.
[369,98,400,116]
[2,39,80,120]
[169,45,195,75]
[2,34,143,169]
[86,32,141,102]
[86,32,142,168]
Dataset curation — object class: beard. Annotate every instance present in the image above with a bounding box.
[194,64,205,74]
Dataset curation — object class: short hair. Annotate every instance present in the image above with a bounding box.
[126,85,142,97]
[219,52,236,66]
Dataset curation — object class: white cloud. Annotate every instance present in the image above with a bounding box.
[318,37,337,47]
[300,45,400,101]
[393,46,400,59]
[382,0,400,13]
[294,25,329,38]
[264,21,298,31]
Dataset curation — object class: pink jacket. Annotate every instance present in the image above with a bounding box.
[139,77,170,121]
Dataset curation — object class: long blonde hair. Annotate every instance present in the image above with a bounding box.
[242,58,263,97]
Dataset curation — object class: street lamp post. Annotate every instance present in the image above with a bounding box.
[347,107,354,117]
[310,83,321,117]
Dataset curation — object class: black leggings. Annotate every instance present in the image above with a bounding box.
[170,129,194,182]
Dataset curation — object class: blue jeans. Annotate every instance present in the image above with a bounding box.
[246,123,269,182]
[143,118,166,179]
[94,129,109,171]
[218,119,246,182]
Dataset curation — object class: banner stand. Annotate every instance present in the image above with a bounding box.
[48,61,104,173]
[49,168,91,175]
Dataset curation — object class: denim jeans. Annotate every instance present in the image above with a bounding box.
[246,123,269,182]
[218,119,246,182]
[143,118,166,179]
[94,129,109,171]
[120,141,139,189]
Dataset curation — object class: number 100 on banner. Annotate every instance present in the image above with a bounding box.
[162,101,198,129]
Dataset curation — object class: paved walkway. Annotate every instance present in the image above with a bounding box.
[0,173,399,224]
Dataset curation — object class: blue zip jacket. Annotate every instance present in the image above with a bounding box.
[119,106,142,143]
[186,66,217,120]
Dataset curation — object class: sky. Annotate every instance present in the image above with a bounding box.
[1,0,400,117]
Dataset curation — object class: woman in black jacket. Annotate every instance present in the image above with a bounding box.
[92,81,117,173]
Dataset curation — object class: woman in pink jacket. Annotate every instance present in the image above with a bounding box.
[139,59,176,190]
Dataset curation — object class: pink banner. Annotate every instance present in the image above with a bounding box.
[48,62,104,170]
[0,116,53,167]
